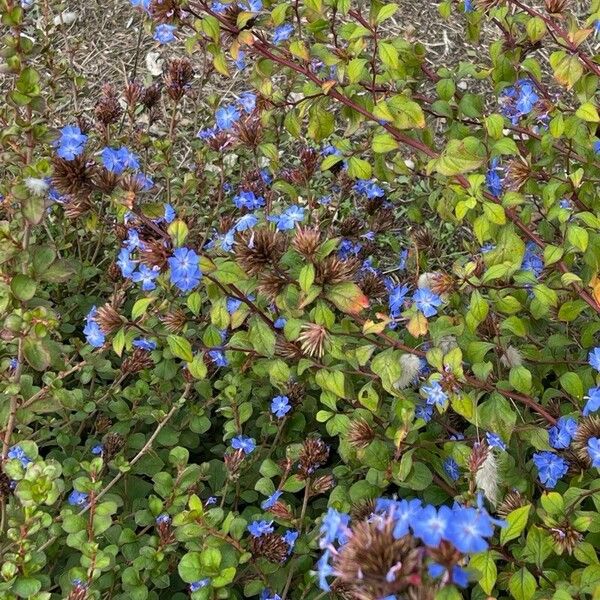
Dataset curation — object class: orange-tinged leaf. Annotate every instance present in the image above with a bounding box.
[591,275,600,305]
[363,317,390,334]
[326,282,369,314]
[407,312,428,337]
[321,80,337,95]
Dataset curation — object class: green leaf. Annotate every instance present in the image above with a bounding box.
[168,220,189,247]
[372,132,399,153]
[470,551,497,595]
[575,102,600,123]
[298,264,315,293]
[23,338,51,371]
[249,317,276,357]
[347,156,372,179]
[315,369,345,397]
[389,95,426,129]
[434,137,486,176]
[131,298,154,320]
[500,504,531,545]
[178,552,203,583]
[376,3,397,23]
[378,42,399,69]
[325,282,369,314]
[347,58,367,83]
[167,335,194,362]
[508,567,536,600]
[308,106,335,141]
[11,274,36,301]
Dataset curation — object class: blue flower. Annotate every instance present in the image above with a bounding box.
[548,416,577,450]
[521,242,543,277]
[594,140,600,154]
[130,0,150,9]
[499,80,539,124]
[156,513,171,525]
[595,19,600,37]
[233,190,265,210]
[238,91,257,113]
[412,505,452,547]
[464,0,473,12]
[415,403,433,422]
[231,434,256,453]
[587,437,600,468]
[589,348,600,371]
[117,247,137,278]
[559,198,573,210]
[8,357,18,371]
[486,432,507,451]
[283,529,298,552]
[273,23,294,44]
[391,499,423,539]
[445,506,495,553]
[268,205,304,231]
[247,520,274,537]
[154,24,176,44]
[443,457,460,481]
[227,298,242,313]
[68,490,89,507]
[353,179,384,199]
[338,239,362,259]
[389,283,410,317]
[486,159,503,197]
[480,243,495,254]
[208,349,228,367]
[429,563,468,588]
[234,213,258,232]
[168,247,202,293]
[532,451,569,488]
[515,82,539,115]
[131,264,160,291]
[91,444,103,455]
[413,288,442,318]
[101,147,140,174]
[319,507,350,547]
[316,550,333,591]
[55,125,88,160]
[234,50,247,70]
[163,203,176,223]
[83,306,105,348]
[239,0,262,10]
[189,579,211,592]
[260,590,282,600]
[422,381,448,407]
[274,317,286,329]
[205,496,217,505]
[132,338,157,351]
[211,1,227,12]
[583,386,600,416]
[216,104,241,130]
[7,445,31,467]
[271,395,291,418]
[261,490,282,509]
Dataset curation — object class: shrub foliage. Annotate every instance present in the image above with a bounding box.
[2,0,600,599]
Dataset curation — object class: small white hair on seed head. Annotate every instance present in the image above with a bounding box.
[501,346,523,368]
[24,177,49,196]
[476,451,499,505]
[395,354,422,389]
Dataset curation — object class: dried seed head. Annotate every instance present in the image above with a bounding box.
[124,80,143,108]
[164,57,194,102]
[475,450,499,505]
[315,256,359,285]
[544,0,568,15]
[92,169,119,195]
[310,474,335,496]
[346,418,375,449]
[141,82,162,110]
[370,207,396,233]
[411,225,433,251]
[332,513,424,600]
[572,415,600,466]
[298,437,329,479]
[285,380,305,407]
[297,322,329,358]
[358,271,387,301]
[234,116,263,148]
[350,498,376,522]
[63,196,92,219]
[339,216,364,237]
[235,227,286,275]
[550,521,582,554]
[468,441,489,473]
[275,339,304,360]
[267,500,294,520]
[102,432,125,462]
[95,302,124,334]
[148,0,181,22]
[156,517,175,545]
[161,309,188,333]
[224,448,245,478]
[122,348,154,374]
[52,155,95,198]
[250,533,288,563]
[107,262,121,282]
[497,490,527,519]
[504,158,531,191]
[94,414,112,434]
[292,226,321,259]
[94,84,122,126]
[139,238,171,270]
[257,272,289,301]
[298,146,320,182]
[0,470,12,500]
[67,581,88,600]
